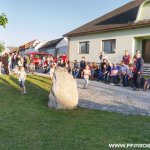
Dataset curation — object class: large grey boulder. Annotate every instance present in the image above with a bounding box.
[48,67,78,109]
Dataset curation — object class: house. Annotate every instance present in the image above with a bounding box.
[64,0,150,66]
[38,37,68,57]
[6,46,18,54]
[19,39,40,56]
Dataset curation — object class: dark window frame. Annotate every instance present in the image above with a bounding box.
[102,39,116,53]
[79,41,89,54]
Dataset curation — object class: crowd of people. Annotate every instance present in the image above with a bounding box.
[0,50,150,94]
[70,50,150,91]
[0,52,69,94]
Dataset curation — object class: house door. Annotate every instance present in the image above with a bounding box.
[142,39,150,63]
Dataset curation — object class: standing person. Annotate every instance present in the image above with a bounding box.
[62,53,67,63]
[3,53,9,75]
[99,50,104,62]
[0,54,2,74]
[133,50,144,91]
[72,60,79,78]
[49,64,55,80]
[120,61,129,86]
[79,56,86,78]
[42,56,46,69]
[91,62,98,80]
[18,58,23,67]
[17,66,27,94]
[122,50,131,65]
[11,53,15,69]
[66,61,71,73]
[24,55,28,70]
[101,59,107,71]
[82,65,91,89]
[8,54,11,73]
[58,59,65,68]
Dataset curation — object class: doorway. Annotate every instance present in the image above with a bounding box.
[142,39,150,63]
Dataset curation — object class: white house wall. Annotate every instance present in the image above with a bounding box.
[56,38,68,48]
[69,26,150,63]
[137,0,150,21]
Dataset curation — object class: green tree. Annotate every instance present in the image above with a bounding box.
[0,42,5,53]
[0,13,8,28]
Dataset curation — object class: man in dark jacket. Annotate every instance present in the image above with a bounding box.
[79,57,86,78]
[133,50,144,91]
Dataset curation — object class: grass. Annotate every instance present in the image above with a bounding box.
[0,74,150,150]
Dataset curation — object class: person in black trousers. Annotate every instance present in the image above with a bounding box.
[133,50,144,91]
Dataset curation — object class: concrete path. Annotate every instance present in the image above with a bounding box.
[77,79,150,116]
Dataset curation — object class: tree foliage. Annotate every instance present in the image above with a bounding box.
[0,13,8,28]
[0,42,5,53]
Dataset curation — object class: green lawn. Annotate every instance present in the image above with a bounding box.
[0,75,150,150]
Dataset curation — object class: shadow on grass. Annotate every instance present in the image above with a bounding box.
[0,75,20,90]
[27,75,50,84]
[0,75,51,107]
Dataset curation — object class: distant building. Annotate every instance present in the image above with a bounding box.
[6,46,18,54]
[19,39,40,56]
[38,37,68,57]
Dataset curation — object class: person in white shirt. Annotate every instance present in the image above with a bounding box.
[82,65,91,89]
[49,64,55,80]
[17,67,26,94]
[119,61,129,86]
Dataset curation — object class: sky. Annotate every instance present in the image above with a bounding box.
[0,0,131,47]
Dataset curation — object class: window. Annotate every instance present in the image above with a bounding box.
[79,41,89,54]
[102,39,116,53]
[34,54,41,58]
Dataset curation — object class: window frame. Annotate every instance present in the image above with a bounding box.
[102,39,116,54]
[79,41,89,54]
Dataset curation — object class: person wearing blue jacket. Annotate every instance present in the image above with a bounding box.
[133,50,144,91]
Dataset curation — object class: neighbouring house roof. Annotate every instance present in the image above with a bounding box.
[39,38,63,50]
[64,0,150,37]
[19,39,39,51]
[7,47,19,53]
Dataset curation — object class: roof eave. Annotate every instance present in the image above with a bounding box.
[64,23,150,37]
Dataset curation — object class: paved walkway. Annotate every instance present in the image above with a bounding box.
[77,79,150,116]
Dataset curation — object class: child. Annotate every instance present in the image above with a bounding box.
[82,65,91,89]
[120,61,129,86]
[17,67,26,94]
[13,65,19,77]
[49,64,55,80]
[144,78,150,91]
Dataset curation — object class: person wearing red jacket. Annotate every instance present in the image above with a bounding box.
[122,50,131,65]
